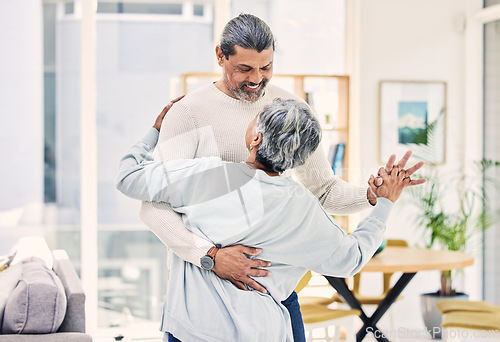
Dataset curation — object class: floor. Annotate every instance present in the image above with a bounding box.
[92,302,437,342]
[93,272,445,341]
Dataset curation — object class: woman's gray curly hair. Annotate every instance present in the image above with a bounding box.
[255,98,322,173]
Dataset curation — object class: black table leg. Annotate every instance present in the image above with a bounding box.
[325,273,417,342]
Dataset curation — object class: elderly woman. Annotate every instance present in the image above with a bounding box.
[116,97,413,342]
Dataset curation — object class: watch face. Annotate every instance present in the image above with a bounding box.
[201,256,214,270]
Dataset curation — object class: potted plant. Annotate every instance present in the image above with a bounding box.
[408,158,500,338]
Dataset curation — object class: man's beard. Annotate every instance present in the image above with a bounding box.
[227,79,269,102]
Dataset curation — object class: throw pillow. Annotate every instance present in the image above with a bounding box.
[0,263,22,328]
[2,257,67,334]
[10,236,53,269]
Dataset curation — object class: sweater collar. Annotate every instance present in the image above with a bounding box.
[209,82,272,108]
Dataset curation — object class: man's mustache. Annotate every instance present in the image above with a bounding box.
[240,79,269,88]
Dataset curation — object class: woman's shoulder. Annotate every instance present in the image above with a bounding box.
[166,156,224,172]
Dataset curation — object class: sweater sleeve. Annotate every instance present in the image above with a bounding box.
[115,128,164,201]
[292,134,371,215]
[139,103,213,267]
[116,128,219,204]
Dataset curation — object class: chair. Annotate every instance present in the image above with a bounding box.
[440,311,500,341]
[296,271,361,342]
[437,300,500,341]
[437,299,500,315]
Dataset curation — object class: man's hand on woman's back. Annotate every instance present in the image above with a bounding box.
[214,245,271,294]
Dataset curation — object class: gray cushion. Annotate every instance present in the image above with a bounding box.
[52,256,86,333]
[0,263,22,327]
[0,332,93,342]
[2,257,67,334]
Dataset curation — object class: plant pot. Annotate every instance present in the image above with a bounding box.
[420,291,469,339]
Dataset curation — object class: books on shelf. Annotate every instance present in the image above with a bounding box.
[327,142,345,176]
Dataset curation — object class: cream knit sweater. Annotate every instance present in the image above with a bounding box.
[140,83,370,267]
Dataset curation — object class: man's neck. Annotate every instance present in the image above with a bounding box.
[214,80,238,99]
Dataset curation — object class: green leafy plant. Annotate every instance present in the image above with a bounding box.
[406,112,500,296]
[409,159,500,296]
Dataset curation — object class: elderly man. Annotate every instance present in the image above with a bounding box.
[140,13,424,341]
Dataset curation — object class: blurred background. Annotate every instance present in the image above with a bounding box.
[0,0,499,339]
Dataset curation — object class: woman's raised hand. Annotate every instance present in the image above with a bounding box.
[153,95,185,131]
[368,153,427,203]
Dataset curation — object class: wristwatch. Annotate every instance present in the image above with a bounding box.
[200,246,219,271]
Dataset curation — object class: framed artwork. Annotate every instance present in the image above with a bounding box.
[379,80,446,164]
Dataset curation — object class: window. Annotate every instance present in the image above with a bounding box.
[230,0,346,74]
[193,4,204,16]
[65,1,74,14]
[97,2,183,15]
[485,0,500,6]
[43,0,215,329]
[43,3,57,203]
[483,18,500,304]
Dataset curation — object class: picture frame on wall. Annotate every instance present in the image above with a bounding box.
[379,80,446,164]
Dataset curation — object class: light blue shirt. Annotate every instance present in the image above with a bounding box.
[116,128,392,342]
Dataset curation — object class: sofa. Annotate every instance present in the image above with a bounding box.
[0,249,93,342]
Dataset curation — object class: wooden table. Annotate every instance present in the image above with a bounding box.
[324,247,474,342]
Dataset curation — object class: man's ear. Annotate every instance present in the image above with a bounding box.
[215,46,225,66]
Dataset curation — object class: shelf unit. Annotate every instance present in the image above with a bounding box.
[180,73,351,228]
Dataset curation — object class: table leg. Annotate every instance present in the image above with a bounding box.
[369,273,416,329]
[325,273,417,342]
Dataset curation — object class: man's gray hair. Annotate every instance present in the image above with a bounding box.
[220,13,275,58]
[256,99,321,173]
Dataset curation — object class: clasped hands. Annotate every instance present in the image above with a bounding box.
[367,150,427,204]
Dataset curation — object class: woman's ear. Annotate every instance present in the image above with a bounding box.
[251,132,263,150]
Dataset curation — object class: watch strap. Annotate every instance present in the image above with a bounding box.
[206,246,219,259]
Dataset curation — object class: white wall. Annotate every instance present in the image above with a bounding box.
[0,0,44,219]
[352,0,484,331]
[358,0,469,236]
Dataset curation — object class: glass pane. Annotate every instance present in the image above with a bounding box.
[98,231,167,324]
[97,2,183,15]
[44,3,57,203]
[483,20,500,304]
[97,3,121,13]
[65,2,74,14]
[42,2,214,331]
[123,3,183,15]
[485,0,500,7]
[231,0,346,74]
[93,11,213,328]
[0,0,46,254]
[193,4,204,16]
